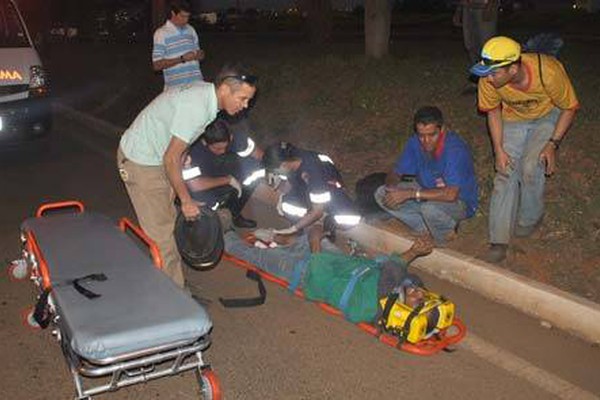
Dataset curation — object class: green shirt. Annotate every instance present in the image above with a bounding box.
[120,82,219,166]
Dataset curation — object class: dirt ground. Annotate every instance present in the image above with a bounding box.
[41,18,600,303]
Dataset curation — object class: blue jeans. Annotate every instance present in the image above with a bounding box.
[489,109,560,244]
[374,183,467,245]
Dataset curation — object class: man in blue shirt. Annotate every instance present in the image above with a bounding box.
[152,0,204,90]
[375,106,478,246]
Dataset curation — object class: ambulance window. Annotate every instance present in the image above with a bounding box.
[0,0,30,48]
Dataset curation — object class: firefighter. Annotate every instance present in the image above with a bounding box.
[182,114,264,228]
[262,141,361,244]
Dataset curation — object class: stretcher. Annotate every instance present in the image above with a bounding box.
[9,201,221,400]
[223,234,466,356]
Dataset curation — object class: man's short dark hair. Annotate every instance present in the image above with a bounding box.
[263,142,297,172]
[414,106,444,128]
[170,0,192,14]
[215,63,258,90]
[203,119,231,145]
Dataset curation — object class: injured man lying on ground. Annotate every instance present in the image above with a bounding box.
[223,224,456,344]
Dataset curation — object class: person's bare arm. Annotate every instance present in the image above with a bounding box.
[185,175,234,192]
[153,50,200,72]
[383,186,459,209]
[487,107,511,175]
[400,236,434,264]
[274,204,326,235]
[307,224,325,253]
[293,204,325,231]
[539,108,577,175]
[163,136,199,219]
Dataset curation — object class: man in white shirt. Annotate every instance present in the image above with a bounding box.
[117,65,257,287]
[152,0,205,90]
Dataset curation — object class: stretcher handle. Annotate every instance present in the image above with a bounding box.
[25,230,52,289]
[119,218,163,269]
[36,200,85,218]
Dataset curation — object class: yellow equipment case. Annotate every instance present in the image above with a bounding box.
[379,289,455,344]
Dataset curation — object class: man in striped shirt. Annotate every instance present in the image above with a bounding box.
[153,0,204,90]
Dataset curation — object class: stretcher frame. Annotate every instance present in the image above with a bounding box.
[222,237,466,356]
[14,201,221,400]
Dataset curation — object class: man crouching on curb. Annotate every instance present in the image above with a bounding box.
[374,106,479,247]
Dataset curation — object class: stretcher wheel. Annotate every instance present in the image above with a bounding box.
[21,306,41,330]
[7,259,29,281]
[199,369,222,400]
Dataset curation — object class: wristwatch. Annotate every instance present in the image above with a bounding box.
[180,55,185,63]
[548,138,561,150]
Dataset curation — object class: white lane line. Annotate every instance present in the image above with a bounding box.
[463,334,599,400]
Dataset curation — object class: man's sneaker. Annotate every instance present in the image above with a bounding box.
[233,215,257,229]
[514,215,544,238]
[485,243,508,263]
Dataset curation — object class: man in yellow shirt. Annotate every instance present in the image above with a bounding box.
[470,36,579,263]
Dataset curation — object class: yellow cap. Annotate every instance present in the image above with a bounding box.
[470,36,521,77]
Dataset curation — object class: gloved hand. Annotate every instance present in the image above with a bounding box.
[273,225,298,235]
[276,194,284,216]
[253,228,275,242]
[229,176,242,198]
[267,172,282,189]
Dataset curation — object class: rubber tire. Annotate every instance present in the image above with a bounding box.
[8,260,29,281]
[199,369,222,400]
[21,306,41,330]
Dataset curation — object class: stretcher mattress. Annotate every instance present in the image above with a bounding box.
[22,212,212,363]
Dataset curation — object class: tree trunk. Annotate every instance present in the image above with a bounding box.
[300,0,333,44]
[364,0,391,58]
[152,0,167,30]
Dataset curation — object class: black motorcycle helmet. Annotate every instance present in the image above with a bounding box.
[174,207,224,271]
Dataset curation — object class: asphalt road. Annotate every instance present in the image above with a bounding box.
[0,112,598,400]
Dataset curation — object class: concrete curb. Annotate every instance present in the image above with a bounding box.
[55,103,600,344]
[251,185,600,344]
[345,223,600,344]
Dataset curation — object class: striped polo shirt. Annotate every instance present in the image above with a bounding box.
[153,20,203,89]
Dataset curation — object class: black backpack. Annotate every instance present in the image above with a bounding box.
[355,172,388,218]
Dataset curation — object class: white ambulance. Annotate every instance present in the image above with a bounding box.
[0,0,51,145]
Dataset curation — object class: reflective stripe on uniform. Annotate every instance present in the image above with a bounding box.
[281,202,308,217]
[182,166,201,180]
[243,168,265,186]
[334,214,361,226]
[237,137,256,158]
[317,154,334,164]
[309,191,332,204]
